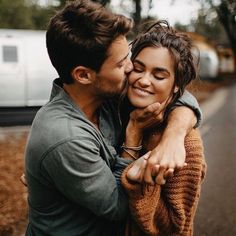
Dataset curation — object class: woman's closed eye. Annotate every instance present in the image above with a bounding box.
[154,75,165,80]
[133,66,143,73]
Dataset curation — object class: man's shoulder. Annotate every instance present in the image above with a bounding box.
[34,108,97,141]
[27,100,101,157]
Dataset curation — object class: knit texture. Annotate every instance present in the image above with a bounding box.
[121,129,206,236]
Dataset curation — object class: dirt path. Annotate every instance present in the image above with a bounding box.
[0,128,29,235]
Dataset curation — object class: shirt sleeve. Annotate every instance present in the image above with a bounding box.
[170,90,203,128]
[41,136,130,221]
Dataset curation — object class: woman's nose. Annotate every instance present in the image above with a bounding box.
[137,73,151,86]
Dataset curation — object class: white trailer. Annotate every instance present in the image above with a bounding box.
[0,29,57,107]
[192,39,220,80]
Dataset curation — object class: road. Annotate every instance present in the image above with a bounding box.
[194,83,236,235]
[0,107,40,126]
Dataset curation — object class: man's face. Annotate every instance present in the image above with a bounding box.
[93,35,133,98]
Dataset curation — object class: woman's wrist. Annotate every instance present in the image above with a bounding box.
[125,120,143,146]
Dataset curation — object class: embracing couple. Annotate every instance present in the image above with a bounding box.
[24,0,206,235]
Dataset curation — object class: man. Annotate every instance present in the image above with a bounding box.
[24,0,201,235]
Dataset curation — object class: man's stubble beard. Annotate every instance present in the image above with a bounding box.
[94,77,128,99]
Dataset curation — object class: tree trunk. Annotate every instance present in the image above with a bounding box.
[133,0,141,33]
[216,1,236,72]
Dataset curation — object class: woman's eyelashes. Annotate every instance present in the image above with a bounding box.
[153,75,165,80]
[133,67,165,81]
[133,66,143,73]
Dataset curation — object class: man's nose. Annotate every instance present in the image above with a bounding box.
[125,58,133,73]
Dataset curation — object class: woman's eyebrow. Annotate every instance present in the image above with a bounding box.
[133,59,145,67]
[134,59,170,75]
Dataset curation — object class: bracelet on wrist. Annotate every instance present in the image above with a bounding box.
[122,148,139,160]
[121,143,142,152]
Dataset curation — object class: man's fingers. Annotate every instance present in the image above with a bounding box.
[153,164,160,174]
[175,162,188,169]
[164,168,174,179]
[155,167,166,185]
[143,165,155,185]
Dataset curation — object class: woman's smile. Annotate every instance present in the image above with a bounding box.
[131,86,154,96]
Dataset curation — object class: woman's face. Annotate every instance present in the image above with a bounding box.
[128,46,177,108]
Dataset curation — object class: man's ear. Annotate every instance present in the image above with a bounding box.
[71,66,94,85]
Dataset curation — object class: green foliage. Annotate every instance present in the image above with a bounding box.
[0,0,34,29]
[174,22,189,32]
[192,8,230,46]
[30,4,55,29]
[214,0,236,52]
[0,0,56,29]
[194,0,236,61]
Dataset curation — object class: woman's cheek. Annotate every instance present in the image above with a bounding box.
[128,71,140,84]
[128,73,134,84]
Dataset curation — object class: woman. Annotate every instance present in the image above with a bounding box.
[121,21,206,236]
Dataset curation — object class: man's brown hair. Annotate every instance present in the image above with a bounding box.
[46,0,133,84]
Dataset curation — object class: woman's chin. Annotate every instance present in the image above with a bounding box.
[129,99,150,109]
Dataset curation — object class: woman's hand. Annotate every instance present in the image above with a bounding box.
[126,152,151,183]
[123,102,166,160]
[129,102,165,131]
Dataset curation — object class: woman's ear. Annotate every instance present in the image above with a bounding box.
[174,86,179,93]
[71,66,94,85]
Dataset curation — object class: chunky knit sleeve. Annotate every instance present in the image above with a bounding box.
[121,129,206,236]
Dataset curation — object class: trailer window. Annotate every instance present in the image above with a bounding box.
[2,46,18,62]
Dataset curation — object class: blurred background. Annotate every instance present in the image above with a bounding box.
[0,0,235,235]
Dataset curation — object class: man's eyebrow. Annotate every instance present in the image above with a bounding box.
[134,59,170,75]
[116,53,129,65]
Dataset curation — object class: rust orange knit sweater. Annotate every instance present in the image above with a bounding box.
[121,129,206,236]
